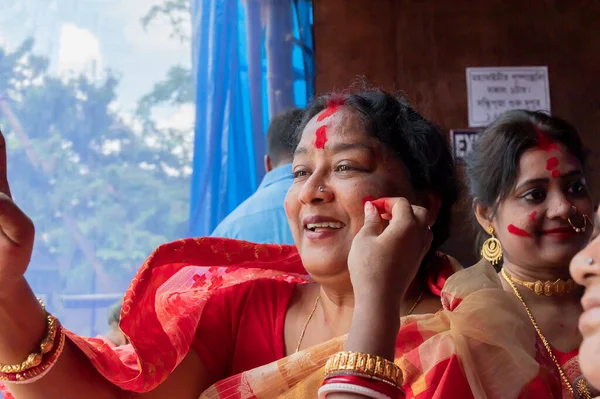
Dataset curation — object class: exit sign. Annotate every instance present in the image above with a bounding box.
[450,129,481,162]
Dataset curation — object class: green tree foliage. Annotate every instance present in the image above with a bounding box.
[136,64,193,122]
[138,0,194,125]
[0,38,190,293]
[141,0,191,43]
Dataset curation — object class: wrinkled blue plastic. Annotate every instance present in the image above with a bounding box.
[188,0,314,237]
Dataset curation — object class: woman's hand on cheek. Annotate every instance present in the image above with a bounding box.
[347,197,433,309]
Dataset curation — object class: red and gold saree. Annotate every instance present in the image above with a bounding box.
[0,239,581,398]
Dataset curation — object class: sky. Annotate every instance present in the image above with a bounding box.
[0,0,194,130]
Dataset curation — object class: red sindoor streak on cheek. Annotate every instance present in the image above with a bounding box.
[528,211,537,222]
[508,224,532,237]
[314,126,328,149]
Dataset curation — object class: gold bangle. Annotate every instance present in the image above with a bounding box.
[0,314,60,374]
[325,351,403,387]
[1,323,66,384]
[39,315,59,355]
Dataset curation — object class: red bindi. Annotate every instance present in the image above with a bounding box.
[528,211,537,222]
[314,125,328,149]
[536,128,560,152]
[508,224,532,237]
[545,156,560,178]
[545,157,559,170]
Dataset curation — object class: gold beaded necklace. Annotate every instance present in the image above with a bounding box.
[501,268,591,398]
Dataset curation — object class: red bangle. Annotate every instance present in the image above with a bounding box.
[323,375,403,399]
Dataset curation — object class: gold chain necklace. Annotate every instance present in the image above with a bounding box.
[501,268,591,398]
[295,294,321,353]
[406,291,424,316]
[295,291,424,353]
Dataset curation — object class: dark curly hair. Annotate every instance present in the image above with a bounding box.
[293,87,458,279]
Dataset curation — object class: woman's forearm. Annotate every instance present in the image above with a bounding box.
[0,278,123,399]
[0,278,46,363]
[344,297,401,361]
[327,298,402,399]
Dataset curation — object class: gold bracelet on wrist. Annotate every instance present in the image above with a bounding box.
[324,351,403,387]
[1,322,66,384]
[0,299,59,374]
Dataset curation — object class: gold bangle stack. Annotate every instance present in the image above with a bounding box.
[325,351,403,387]
[0,300,62,376]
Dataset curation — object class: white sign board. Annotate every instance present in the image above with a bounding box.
[466,66,550,127]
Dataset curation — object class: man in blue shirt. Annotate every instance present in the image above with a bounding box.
[211,108,303,244]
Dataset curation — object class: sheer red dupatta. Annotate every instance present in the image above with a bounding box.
[2,238,468,399]
[0,238,307,399]
[201,261,562,399]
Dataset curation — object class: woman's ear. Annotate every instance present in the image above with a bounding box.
[473,198,494,231]
[418,193,442,227]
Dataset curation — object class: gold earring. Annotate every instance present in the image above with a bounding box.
[481,226,503,265]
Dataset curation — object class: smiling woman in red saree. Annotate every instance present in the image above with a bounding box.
[0,90,574,399]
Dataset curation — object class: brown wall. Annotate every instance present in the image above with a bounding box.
[313,0,600,266]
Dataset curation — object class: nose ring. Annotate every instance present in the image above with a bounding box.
[318,186,325,192]
[587,258,594,265]
[567,206,589,233]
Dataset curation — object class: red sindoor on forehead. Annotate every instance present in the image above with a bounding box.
[326,97,345,108]
[316,104,340,122]
[545,156,560,178]
[536,128,560,152]
[316,98,345,122]
[314,125,328,149]
[546,157,559,170]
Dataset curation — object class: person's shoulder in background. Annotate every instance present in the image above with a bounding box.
[212,164,294,244]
